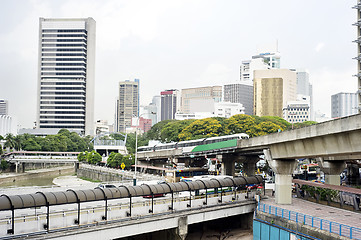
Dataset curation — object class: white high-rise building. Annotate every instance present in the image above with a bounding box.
[36,18,96,135]
[116,79,139,132]
[331,92,358,118]
[240,44,281,82]
[291,69,314,120]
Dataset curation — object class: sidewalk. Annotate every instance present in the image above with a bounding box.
[260,196,361,229]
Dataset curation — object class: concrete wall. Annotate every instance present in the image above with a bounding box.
[77,167,129,182]
[0,166,74,185]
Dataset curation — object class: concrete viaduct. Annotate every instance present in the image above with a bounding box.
[138,114,361,205]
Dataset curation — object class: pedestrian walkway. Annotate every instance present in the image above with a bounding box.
[261,196,361,229]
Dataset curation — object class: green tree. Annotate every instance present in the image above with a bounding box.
[122,154,134,169]
[179,118,223,141]
[89,151,102,164]
[126,133,149,154]
[292,121,318,129]
[160,119,195,142]
[146,120,176,140]
[77,151,88,162]
[23,138,42,151]
[253,121,283,136]
[107,152,123,168]
[225,114,257,136]
[255,116,290,130]
[0,159,8,171]
[110,133,126,141]
[4,133,16,150]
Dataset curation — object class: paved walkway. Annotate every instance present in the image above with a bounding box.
[261,196,361,229]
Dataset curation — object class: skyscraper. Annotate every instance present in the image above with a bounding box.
[161,90,179,121]
[116,79,139,132]
[0,99,8,115]
[37,18,96,135]
[331,92,358,118]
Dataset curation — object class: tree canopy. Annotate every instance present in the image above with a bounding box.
[106,152,134,169]
[137,114,316,147]
[3,129,93,152]
[179,118,223,141]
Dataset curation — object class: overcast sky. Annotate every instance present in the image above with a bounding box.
[0,0,357,129]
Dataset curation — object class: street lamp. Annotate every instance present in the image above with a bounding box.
[133,112,156,186]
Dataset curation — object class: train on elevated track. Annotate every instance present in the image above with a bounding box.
[137,133,249,154]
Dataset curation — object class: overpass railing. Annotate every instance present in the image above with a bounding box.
[257,202,361,240]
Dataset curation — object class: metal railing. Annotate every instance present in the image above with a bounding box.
[257,202,361,240]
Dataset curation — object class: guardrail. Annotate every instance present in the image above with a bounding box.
[257,202,361,240]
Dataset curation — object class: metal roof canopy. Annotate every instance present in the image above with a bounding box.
[0,176,263,211]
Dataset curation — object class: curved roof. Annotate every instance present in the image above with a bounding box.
[0,176,263,211]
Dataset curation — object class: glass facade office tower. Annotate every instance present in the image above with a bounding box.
[36,18,96,135]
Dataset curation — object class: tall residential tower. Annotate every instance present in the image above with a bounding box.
[116,79,139,132]
[36,18,96,135]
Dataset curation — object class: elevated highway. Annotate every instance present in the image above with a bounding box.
[138,114,361,204]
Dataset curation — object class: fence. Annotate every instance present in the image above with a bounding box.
[257,202,361,240]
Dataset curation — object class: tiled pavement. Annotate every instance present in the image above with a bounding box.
[260,196,361,229]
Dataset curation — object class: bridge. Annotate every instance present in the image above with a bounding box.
[0,176,262,239]
[137,114,361,204]
[3,151,79,173]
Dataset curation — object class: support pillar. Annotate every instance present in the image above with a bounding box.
[264,149,298,204]
[242,155,259,176]
[218,155,235,176]
[317,158,346,185]
[347,163,360,185]
[176,216,188,240]
[74,162,79,172]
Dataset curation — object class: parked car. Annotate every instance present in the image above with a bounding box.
[97,184,116,189]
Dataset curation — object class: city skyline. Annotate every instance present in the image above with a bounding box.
[0,0,356,128]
